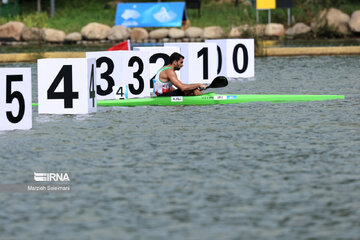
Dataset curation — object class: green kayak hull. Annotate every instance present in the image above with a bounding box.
[31,93,344,107]
[96,92,345,107]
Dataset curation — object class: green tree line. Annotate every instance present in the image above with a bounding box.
[1,0,359,35]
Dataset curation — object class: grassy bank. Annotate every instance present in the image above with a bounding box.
[0,0,359,36]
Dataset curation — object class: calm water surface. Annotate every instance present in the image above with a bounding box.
[0,56,359,240]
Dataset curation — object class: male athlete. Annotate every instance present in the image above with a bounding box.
[153,52,207,96]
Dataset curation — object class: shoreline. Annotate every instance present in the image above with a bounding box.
[1,45,360,63]
[263,46,360,56]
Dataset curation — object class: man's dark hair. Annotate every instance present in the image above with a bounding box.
[170,52,184,64]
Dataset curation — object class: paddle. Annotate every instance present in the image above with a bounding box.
[202,76,228,90]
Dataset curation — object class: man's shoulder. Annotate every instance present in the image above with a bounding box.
[164,67,175,74]
[161,67,175,76]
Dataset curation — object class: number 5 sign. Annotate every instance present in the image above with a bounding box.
[38,58,97,114]
[0,68,32,131]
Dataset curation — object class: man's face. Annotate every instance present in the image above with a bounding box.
[174,58,184,71]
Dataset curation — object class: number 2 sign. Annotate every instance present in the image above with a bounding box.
[0,68,32,131]
[133,46,181,90]
[37,58,97,114]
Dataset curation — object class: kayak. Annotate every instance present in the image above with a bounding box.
[97,92,345,107]
[31,76,344,107]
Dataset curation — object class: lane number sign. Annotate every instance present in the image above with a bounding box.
[206,39,255,78]
[86,51,151,99]
[0,68,32,131]
[164,42,217,85]
[134,46,181,90]
[38,58,97,114]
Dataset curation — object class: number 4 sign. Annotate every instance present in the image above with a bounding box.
[0,68,32,131]
[38,58,97,114]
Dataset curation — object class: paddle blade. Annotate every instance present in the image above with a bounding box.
[207,76,228,89]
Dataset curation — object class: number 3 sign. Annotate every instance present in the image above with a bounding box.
[86,50,151,100]
[38,58,97,114]
[0,68,32,131]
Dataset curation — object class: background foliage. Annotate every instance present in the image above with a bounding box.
[0,0,359,35]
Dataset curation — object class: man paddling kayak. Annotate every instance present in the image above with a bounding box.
[153,52,207,96]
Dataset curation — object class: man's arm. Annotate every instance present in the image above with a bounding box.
[166,70,206,91]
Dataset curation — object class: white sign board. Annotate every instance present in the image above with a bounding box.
[206,39,255,78]
[86,50,151,99]
[0,68,32,131]
[86,51,123,100]
[38,58,97,114]
[120,51,151,99]
[164,42,217,85]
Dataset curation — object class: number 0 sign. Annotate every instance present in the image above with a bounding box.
[0,68,32,131]
[38,58,97,114]
[206,39,255,78]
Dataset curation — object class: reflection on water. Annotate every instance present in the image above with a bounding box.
[0,56,359,240]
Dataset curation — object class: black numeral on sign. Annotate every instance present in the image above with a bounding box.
[116,86,124,98]
[89,64,96,107]
[150,53,170,88]
[197,47,209,80]
[6,75,25,123]
[233,44,248,73]
[47,65,79,108]
[128,56,144,95]
[217,46,222,74]
[96,57,115,96]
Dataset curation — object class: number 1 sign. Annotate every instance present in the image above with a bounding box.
[164,42,217,85]
[0,68,32,131]
[38,58,97,114]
